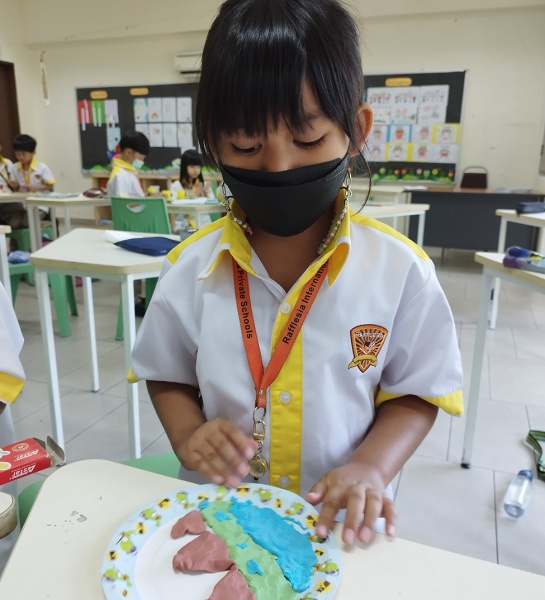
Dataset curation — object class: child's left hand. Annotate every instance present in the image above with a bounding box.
[305,461,397,546]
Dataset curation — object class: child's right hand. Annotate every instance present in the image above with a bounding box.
[179,418,257,488]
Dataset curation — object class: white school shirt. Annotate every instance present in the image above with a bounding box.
[131,192,464,497]
[12,157,55,213]
[0,156,15,191]
[107,158,144,198]
[0,283,24,572]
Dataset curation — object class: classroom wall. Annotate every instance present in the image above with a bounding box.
[0,0,43,145]
[3,1,545,218]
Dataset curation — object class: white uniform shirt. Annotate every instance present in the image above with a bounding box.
[0,156,15,191]
[12,157,55,190]
[107,158,144,198]
[0,283,24,572]
[131,193,464,497]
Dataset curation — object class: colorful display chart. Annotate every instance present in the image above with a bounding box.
[362,71,466,184]
[76,82,199,175]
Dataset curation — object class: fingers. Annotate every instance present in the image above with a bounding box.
[184,419,257,487]
[315,487,345,540]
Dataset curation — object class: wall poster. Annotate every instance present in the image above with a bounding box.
[362,71,465,184]
[76,82,199,176]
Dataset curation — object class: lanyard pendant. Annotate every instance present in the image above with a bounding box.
[249,455,269,479]
[249,409,268,480]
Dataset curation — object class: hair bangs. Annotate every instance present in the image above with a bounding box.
[198,0,313,165]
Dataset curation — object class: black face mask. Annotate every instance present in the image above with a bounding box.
[219,154,349,237]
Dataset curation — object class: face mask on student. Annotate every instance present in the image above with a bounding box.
[219,154,349,237]
[132,159,145,170]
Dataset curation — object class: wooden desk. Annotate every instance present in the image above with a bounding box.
[0,224,12,301]
[489,209,545,328]
[30,228,178,458]
[462,252,545,468]
[409,188,544,250]
[25,194,110,250]
[1,459,544,598]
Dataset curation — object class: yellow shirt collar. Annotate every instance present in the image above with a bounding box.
[111,156,137,173]
[198,189,352,283]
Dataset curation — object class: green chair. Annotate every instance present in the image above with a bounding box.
[7,226,54,253]
[110,197,172,341]
[9,262,77,337]
[17,452,180,527]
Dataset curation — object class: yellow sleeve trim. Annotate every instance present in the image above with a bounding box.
[43,178,55,185]
[0,372,25,404]
[376,389,464,416]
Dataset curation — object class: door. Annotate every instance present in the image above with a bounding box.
[0,61,21,160]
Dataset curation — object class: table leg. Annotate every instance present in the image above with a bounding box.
[416,212,426,247]
[489,218,508,330]
[0,233,12,303]
[82,276,99,392]
[28,206,40,252]
[121,274,141,459]
[50,207,58,240]
[35,269,65,451]
[461,268,492,468]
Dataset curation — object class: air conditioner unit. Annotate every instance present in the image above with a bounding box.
[174,53,201,78]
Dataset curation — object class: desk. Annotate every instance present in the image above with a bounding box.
[409,188,544,250]
[359,202,430,247]
[1,459,544,598]
[166,200,226,230]
[350,181,408,204]
[0,224,11,301]
[461,253,545,468]
[489,209,545,329]
[30,228,178,458]
[25,194,110,250]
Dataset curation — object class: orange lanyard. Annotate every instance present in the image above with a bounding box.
[232,258,328,410]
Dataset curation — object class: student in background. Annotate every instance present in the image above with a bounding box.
[107,131,150,198]
[0,134,54,229]
[131,0,463,547]
[171,149,214,200]
[0,281,26,574]
[0,141,15,192]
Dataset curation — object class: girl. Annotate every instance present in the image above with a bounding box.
[131,0,463,546]
[171,149,214,199]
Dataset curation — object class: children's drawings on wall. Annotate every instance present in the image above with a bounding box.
[364,72,465,182]
[77,83,199,172]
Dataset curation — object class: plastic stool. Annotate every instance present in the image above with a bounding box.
[10,262,77,337]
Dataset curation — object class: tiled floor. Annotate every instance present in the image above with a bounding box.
[6,242,545,576]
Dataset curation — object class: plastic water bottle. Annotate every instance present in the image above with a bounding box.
[503,470,533,517]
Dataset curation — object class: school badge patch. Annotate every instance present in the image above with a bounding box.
[348,324,388,373]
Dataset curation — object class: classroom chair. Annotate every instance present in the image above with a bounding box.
[459,166,488,189]
[109,197,172,341]
[17,452,181,527]
[8,226,54,284]
[9,262,77,338]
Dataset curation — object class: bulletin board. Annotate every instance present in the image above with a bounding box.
[76,82,199,175]
[362,71,466,184]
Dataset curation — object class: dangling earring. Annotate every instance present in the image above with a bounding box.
[221,182,253,235]
[317,172,351,255]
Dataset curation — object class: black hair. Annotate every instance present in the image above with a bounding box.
[196,0,368,178]
[13,134,37,153]
[119,131,150,156]
[180,148,205,187]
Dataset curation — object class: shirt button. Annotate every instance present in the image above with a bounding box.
[280,302,291,313]
[278,476,290,488]
[279,391,292,404]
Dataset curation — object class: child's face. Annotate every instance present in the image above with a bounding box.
[187,164,202,179]
[15,150,34,167]
[217,83,371,172]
